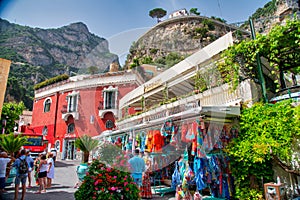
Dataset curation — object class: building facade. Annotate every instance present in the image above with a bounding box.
[28,70,144,160]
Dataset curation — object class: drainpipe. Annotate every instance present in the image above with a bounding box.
[249,18,268,103]
[53,92,59,144]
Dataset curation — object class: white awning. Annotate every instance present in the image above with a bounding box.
[119,32,233,109]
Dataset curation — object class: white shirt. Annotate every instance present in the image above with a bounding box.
[51,151,57,157]
[39,161,49,173]
[0,158,11,178]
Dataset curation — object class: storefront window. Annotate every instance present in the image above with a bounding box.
[68,123,75,133]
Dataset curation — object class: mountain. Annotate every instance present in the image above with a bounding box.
[125,15,250,70]
[0,18,118,110]
[0,18,117,68]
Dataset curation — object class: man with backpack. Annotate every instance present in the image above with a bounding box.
[25,150,34,188]
[12,149,28,200]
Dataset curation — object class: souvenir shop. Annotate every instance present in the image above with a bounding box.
[103,112,239,199]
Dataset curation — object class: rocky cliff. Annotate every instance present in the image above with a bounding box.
[0,18,118,110]
[0,18,117,69]
[126,16,249,69]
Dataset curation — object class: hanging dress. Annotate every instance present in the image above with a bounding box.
[141,156,152,199]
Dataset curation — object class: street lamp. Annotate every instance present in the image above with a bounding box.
[1,116,8,134]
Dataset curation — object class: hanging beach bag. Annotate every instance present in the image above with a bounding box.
[171,161,182,189]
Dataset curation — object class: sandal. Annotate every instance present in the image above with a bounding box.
[34,191,41,194]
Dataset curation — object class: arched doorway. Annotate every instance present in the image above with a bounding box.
[62,115,77,160]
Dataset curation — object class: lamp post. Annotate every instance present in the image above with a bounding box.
[2,116,7,134]
[249,18,268,103]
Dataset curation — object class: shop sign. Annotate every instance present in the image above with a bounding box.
[144,79,162,92]
[64,133,76,138]
[184,102,198,111]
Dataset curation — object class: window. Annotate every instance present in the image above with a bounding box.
[90,115,94,124]
[103,87,117,109]
[67,92,79,112]
[42,126,48,136]
[55,140,60,151]
[105,120,114,129]
[105,91,116,109]
[44,98,51,112]
[68,123,75,133]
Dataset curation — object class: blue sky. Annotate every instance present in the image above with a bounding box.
[0,0,270,63]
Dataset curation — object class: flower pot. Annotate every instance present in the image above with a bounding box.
[76,163,88,182]
[5,167,17,186]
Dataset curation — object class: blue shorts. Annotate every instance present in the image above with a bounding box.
[133,177,142,186]
[0,177,5,189]
[15,174,27,185]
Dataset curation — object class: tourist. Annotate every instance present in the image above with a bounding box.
[140,150,153,199]
[0,152,14,193]
[128,149,146,188]
[35,154,48,194]
[33,154,42,185]
[25,150,34,188]
[46,153,55,188]
[12,149,28,200]
[50,148,57,165]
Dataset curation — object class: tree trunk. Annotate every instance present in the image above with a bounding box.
[249,174,259,189]
[272,155,300,176]
[83,152,89,163]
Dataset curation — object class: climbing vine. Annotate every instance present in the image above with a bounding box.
[219,18,300,91]
[225,100,300,199]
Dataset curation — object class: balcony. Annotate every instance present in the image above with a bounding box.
[115,79,259,131]
[98,108,118,119]
[61,105,79,121]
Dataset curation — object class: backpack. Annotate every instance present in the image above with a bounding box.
[18,157,29,174]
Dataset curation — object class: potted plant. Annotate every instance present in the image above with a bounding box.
[0,133,28,186]
[74,159,140,200]
[74,135,99,182]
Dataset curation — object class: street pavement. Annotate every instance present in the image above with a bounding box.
[1,160,79,200]
[1,160,176,200]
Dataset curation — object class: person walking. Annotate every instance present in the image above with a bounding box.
[0,152,14,193]
[46,153,54,188]
[35,154,48,194]
[128,149,146,188]
[25,150,34,188]
[140,151,153,199]
[33,153,42,186]
[50,148,57,166]
[12,149,28,200]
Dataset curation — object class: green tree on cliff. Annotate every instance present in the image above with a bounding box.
[149,8,167,23]
[190,8,200,15]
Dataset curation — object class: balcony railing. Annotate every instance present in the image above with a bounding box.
[115,79,259,131]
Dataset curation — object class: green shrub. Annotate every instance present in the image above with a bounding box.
[74,159,140,200]
[34,74,69,90]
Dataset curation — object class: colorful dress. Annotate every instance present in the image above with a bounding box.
[34,159,40,184]
[141,156,152,199]
[47,158,54,179]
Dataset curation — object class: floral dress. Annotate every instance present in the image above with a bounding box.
[140,156,152,199]
[34,159,40,184]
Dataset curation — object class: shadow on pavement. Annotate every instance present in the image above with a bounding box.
[54,160,79,168]
[1,190,75,200]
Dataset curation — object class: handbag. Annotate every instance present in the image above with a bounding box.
[171,161,182,189]
[194,191,202,200]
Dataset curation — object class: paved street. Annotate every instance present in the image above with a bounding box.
[1,160,79,200]
[1,160,176,200]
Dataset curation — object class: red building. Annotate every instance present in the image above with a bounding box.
[28,70,144,160]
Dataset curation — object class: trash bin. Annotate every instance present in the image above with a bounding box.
[264,182,286,200]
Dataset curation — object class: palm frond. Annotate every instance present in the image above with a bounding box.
[75,135,98,153]
[0,133,28,156]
